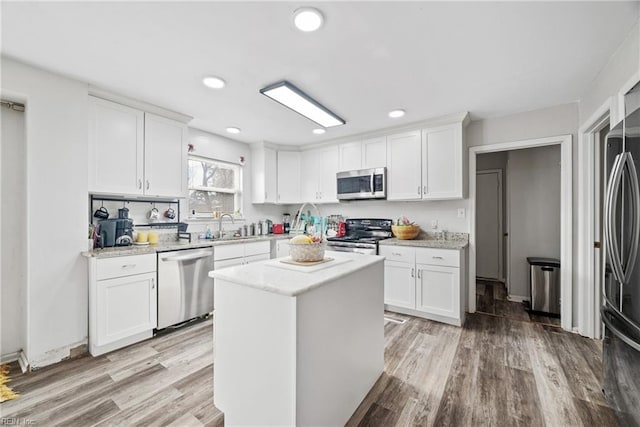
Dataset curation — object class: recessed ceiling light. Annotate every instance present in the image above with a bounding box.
[226,127,241,134]
[203,76,226,89]
[389,109,405,118]
[260,81,345,128]
[293,7,324,32]
[312,128,326,135]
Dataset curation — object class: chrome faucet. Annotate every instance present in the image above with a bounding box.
[218,213,235,239]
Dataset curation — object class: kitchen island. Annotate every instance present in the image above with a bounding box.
[209,251,384,426]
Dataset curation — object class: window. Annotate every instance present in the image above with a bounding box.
[188,156,242,216]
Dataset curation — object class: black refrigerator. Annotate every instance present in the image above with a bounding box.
[602,84,640,425]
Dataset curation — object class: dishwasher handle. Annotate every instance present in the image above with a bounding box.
[160,250,213,262]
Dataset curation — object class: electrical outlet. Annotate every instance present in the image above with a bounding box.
[457,208,465,218]
[431,219,438,229]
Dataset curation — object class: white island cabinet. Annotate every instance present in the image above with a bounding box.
[209,252,384,426]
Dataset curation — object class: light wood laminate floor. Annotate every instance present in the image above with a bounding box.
[3,313,613,426]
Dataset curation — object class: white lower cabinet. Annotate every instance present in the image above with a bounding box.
[380,245,465,326]
[214,240,271,268]
[275,239,290,258]
[89,253,157,356]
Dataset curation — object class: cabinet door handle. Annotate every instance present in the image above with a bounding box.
[417,186,421,195]
[121,264,136,269]
[138,179,142,189]
[151,278,155,289]
[392,252,402,256]
[411,268,414,278]
[146,180,150,190]
[432,256,444,260]
[417,270,421,279]
[423,186,427,195]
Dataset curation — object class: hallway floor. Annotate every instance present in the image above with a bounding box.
[476,279,561,327]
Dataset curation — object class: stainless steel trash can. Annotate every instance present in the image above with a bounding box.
[527,257,560,315]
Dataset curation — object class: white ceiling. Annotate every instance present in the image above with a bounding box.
[2,2,638,145]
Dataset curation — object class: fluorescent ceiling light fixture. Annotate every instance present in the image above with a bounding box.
[389,109,405,118]
[226,127,241,134]
[312,128,326,135]
[203,76,226,89]
[293,7,324,32]
[260,81,345,128]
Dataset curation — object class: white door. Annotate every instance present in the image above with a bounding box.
[144,113,187,198]
[476,170,502,280]
[88,97,144,195]
[386,130,422,200]
[383,261,415,309]
[277,151,301,203]
[96,272,156,346]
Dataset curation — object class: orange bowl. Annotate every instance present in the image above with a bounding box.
[391,224,420,240]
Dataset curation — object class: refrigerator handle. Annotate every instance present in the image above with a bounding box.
[604,153,626,283]
[623,152,640,284]
[602,306,640,353]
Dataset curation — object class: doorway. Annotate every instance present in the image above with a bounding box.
[469,135,573,331]
[1,99,28,366]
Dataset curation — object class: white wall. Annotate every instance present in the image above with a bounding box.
[185,128,286,233]
[1,105,27,359]
[1,57,89,367]
[507,146,561,299]
[580,20,640,126]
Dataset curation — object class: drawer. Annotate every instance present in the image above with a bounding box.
[97,254,156,280]
[379,245,415,263]
[214,243,244,261]
[415,247,460,267]
[244,241,270,256]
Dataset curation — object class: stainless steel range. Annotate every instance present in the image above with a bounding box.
[326,218,393,255]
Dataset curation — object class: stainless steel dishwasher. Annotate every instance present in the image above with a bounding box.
[157,248,214,329]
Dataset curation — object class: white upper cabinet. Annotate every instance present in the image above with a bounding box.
[362,136,387,169]
[421,123,463,199]
[300,146,339,203]
[89,97,144,195]
[300,149,320,202]
[319,145,339,203]
[144,113,187,198]
[386,130,423,200]
[251,145,278,204]
[277,151,301,204]
[338,141,362,171]
[89,96,187,198]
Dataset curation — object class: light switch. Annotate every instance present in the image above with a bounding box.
[457,208,465,218]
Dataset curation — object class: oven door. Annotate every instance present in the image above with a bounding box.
[326,242,377,255]
[337,168,386,200]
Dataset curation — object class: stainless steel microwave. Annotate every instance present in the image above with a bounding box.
[336,167,386,201]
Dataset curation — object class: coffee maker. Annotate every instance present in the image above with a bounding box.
[115,219,133,246]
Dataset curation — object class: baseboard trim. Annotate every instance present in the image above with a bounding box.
[18,350,29,373]
[1,350,29,372]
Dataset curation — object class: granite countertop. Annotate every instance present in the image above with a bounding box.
[209,251,383,297]
[380,231,469,250]
[82,234,291,258]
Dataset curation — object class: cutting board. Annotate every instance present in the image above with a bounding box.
[265,256,351,273]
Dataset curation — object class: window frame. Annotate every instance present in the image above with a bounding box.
[187,155,243,219]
